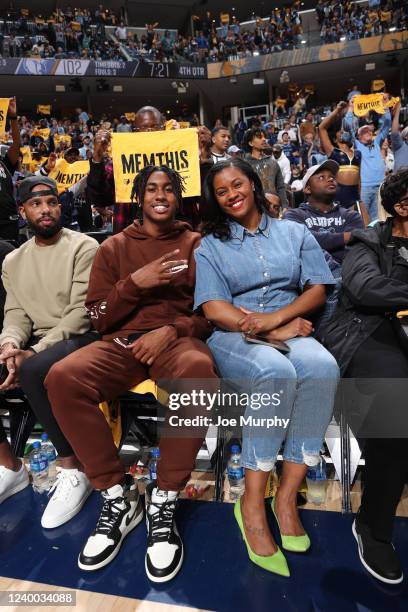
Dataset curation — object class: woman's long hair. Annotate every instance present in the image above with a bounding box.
[201,158,269,240]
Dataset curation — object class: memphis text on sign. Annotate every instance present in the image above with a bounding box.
[121,150,189,174]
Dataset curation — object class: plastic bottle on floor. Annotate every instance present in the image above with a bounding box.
[306,459,327,504]
[29,441,49,493]
[148,447,160,482]
[41,433,57,482]
[227,445,245,501]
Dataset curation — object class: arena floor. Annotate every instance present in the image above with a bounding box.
[1,485,408,612]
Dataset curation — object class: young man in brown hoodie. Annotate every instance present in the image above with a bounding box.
[45,165,217,582]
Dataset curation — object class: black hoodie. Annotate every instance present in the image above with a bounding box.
[319,219,408,374]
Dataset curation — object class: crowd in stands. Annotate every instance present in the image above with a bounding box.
[317,0,407,44]
[0,7,124,60]
[1,88,408,588]
[0,86,406,239]
[1,1,407,63]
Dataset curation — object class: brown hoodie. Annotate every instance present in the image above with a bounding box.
[85,221,212,341]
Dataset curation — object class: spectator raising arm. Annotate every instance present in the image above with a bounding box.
[86,129,115,208]
[375,106,392,146]
[6,98,21,166]
[319,101,348,156]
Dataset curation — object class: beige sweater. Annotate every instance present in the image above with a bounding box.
[0,229,98,352]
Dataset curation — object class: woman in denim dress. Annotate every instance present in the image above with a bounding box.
[194,158,339,577]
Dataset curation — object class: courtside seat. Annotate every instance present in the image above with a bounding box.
[1,379,225,501]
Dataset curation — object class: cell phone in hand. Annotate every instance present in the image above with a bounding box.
[166,261,189,274]
[243,333,290,353]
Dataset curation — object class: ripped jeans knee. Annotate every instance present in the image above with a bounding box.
[283,441,323,466]
[301,447,321,467]
[253,454,276,472]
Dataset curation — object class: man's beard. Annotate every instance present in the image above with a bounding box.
[27,217,62,239]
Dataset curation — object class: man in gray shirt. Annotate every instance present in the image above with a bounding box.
[244,127,288,208]
[391,101,408,171]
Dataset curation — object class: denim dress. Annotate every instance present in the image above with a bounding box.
[194,215,339,470]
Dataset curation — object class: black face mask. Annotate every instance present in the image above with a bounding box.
[339,133,353,146]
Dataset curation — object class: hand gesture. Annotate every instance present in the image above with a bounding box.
[93,129,111,162]
[131,249,188,291]
[336,101,348,115]
[45,151,58,172]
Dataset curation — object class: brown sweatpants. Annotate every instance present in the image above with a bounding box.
[45,337,218,491]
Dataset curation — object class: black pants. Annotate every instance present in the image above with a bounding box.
[346,320,408,542]
[0,333,96,455]
[0,221,19,243]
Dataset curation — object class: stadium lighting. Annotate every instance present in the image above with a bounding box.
[113,85,123,93]
[340,36,346,41]
[253,51,260,56]
[389,27,396,32]
[301,40,307,44]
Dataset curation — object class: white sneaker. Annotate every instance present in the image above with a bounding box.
[0,462,30,504]
[41,467,92,529]
[145,483,184,583]
[78,474,143,571]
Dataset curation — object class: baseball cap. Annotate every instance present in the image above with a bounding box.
[17,176,58,204]
[302,160,339,190]
[357,124,374,136]
[272,144,282,152]
[347,89,361,100]
[291,179,304,192]
[228,145,241,154]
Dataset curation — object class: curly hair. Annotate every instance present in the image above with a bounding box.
[380,167,408,216]
[130,165,185,221]
[200,158,269,240]
[244,127,267,152]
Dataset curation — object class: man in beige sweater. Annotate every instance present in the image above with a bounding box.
[0,176,98,530]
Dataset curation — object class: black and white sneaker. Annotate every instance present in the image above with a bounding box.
[78,474,143,571]
[145,482,183,583]
[352,518,403,584]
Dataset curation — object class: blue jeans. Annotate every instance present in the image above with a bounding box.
[361,184,380,222]
[207,332,339,470]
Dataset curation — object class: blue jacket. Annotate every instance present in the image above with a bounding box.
[343,110,391,187]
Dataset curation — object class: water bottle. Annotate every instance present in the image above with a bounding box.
[41,433,57,482]
[148,447,160,482]
[306,459,327,505]
[29,441,49,493]
[227,445,245,501]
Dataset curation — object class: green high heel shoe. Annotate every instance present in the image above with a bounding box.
[271,497,311,553]
[234,499,290,577]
